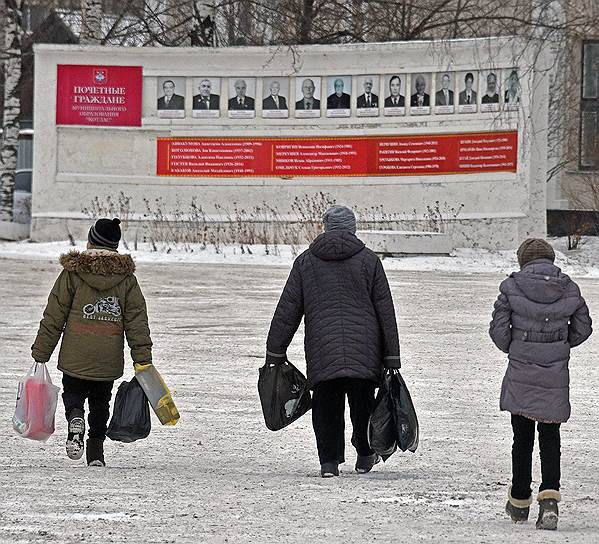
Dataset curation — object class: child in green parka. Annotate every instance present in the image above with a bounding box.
[31,218,152,466]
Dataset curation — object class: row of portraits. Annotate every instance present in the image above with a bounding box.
[156,70,522,119]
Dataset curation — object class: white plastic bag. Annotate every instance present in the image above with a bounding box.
[13,363,60,441]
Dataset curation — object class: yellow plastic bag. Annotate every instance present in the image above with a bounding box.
[134,363,180,426]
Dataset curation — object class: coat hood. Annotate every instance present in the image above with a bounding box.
[511,259,571,304]
[309,231,365,261]
[60,250,135,291]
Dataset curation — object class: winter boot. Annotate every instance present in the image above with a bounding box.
[65,409,85,460]
[86,438,106,467]
[505,486,532,523]
[355,453,381,474]
[536,490,560,530]
[320,462,339,478]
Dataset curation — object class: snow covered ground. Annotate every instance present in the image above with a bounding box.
[1,249,599,542]
[2,236,599,276]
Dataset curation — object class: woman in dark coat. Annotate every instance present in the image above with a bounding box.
[266,206,400,477]
[489,238,592,530]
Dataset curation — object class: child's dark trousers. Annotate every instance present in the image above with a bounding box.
[62,374,114,439]
[511,414,561,500]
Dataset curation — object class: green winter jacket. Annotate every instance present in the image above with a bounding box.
[31,249,152,381]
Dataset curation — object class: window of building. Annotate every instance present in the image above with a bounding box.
[581,41,599,169]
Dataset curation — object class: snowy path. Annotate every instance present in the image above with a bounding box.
[1,258,598,543]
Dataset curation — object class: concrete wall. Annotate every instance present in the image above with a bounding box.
[32,38,550,249]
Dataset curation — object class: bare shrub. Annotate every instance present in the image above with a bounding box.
[84,193,465,255]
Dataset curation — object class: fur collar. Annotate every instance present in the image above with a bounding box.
[60,250,136,275]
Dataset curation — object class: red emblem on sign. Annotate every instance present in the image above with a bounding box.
[93,69,107,84]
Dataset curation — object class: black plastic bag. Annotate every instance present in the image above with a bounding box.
[107,377,151,443]
[368,369,419,460]
[258,359,312,431]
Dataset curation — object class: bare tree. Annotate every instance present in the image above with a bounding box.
[0,0,24,220]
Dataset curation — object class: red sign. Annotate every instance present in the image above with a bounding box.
[156,132,518,178]
[56,65,142,126]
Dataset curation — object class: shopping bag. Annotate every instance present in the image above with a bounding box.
[368,369,419,460]
[258,359,312,431]
[13,362,60,442]
[106,377,151,443]
[134,363,180,426]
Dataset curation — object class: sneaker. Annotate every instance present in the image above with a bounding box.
[506,486,532,523]
[86,438,106,467]
[320,462,339,478]
[66,411,85,460]
[536,490,560,530]
[355,453,381,474]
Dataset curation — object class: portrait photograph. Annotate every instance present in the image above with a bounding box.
[228,77,256,118]
[383,74,406,116]
[262,77,290,119]
[480,71,501,112]
[192,77,221,118]
[356,75,380,117]
[504,69,521,110]
[458,71,478,113]
[434,72,455,115]
[326,76,352,117]
[295,77,321,118]
[410,73,432,115]
[157,76,186,119]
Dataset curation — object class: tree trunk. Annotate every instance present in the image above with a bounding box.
[0,0,23,221]
[299,0,315,44]
[81,0,103,44]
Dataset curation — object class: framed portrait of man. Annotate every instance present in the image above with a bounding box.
[383,74,406,116]
[356,75,380,117]
[480,71,501,113]
[458,71,478,113]
[228,78,256,119]
[262,78,290,119]
[434,72,455,115]
[157,76,186,118]
[295,77,321,118]
[504,69,521,111]
[410,73,431,115]
[326,76,351,117]
[192,77,221,118]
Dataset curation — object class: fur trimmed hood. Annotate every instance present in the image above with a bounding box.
[60,250,136,291]
[60,250,136,275]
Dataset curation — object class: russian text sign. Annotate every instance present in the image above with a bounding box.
[156,131,518,178]
[56,65,142,126]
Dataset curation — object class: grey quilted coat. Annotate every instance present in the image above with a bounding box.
[489,259,592,423]
[266,231,401,388]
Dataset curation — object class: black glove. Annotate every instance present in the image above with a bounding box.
[383,356,401,369]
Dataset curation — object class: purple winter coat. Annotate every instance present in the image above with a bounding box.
[489,259,592,423]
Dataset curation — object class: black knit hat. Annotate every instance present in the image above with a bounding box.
[88,218,121,250]
[517,238,555,267]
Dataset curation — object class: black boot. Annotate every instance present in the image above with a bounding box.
[320,462,339,478]
[355,453,381,474]
[86,438,106,467]
[505,487,531,523]
[536,490,560,530]
[66,409,85,461]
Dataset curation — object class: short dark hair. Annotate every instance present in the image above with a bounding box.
[465,73,474,83]
[389,75,401,85]
[163,79,176,88]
